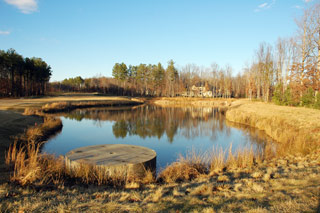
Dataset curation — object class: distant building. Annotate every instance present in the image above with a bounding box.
[183,85,213,97]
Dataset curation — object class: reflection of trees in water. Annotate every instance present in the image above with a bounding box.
[59,105,271,146]
[112,120,128,138]
[179,108,226,141]
[225,120,270,152]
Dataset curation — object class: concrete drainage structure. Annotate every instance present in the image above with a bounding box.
[65,144,157,179]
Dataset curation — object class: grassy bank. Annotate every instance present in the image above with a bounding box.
[0,95,144,185]
[0,111,43,184]
[5,143,259,187]
[1,151,319,212]
[226,100,320,156]
[1,116,62,185]
[24,99,143,114]
[1,97,320,211]
[153,97,234,108]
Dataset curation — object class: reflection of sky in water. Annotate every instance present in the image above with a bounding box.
[42,106,269,169]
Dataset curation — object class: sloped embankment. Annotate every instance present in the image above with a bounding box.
[153,97,234,108]
[226,100,320,155]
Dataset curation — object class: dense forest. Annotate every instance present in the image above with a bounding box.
[0,49,52,97]
[51,3,320,107]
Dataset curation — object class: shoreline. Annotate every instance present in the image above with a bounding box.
[1,149,319,212]
[0,96,144,184]
[0,111,44,184]
[152,97,234,108]
[0,96,319,212]
[226,100,320,156]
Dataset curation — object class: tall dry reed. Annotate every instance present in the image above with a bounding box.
[159,145,263,183]
[6,141,154,186]
[158,149,209,183]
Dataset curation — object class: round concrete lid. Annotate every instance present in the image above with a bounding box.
[65,144,157,166]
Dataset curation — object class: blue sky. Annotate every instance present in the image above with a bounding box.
[0,0,313,81]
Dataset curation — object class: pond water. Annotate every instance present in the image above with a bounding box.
[43,105,272,169]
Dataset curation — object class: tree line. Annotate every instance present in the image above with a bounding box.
[52,61,236,98]
[0,48,52,97]
[244,2,320,107]
[51,2,320,108]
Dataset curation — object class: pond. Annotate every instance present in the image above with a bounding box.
[42,105,273,170]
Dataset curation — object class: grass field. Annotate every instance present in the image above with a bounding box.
[0,94,143,111]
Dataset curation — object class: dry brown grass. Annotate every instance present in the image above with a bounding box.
[226,100,320,156]
[141,169,156,184]
[4,116,63,185]
[158,149,208,183]
[7,118,155,187]
[209,147,226,174]
[66,161,129,186]
[5,118,262,187]
[6,139,156,186]
[40,100,141,113]
[209,145,261,176]
[23,100,141,115]
[1,98,320,211]
[6,139,65,185]
[2,97,148,187]
[7,140,40,185]
[5,140,18,165]
[23,107,42,115]
[226,145,256,170]
[158,161,204,183]
[0,95,142,111]
[159,146,262,183]
[153,97,234,108]
[2,147,319,212]
[22,116,62,142]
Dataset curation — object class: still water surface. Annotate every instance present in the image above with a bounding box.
[43,105,272,169]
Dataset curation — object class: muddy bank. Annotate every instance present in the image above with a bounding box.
[0,111,43,184]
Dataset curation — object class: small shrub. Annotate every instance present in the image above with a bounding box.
[272,84,283,105]
[301,87,315,107]
[283,87,295,106]
[273,85,296,106]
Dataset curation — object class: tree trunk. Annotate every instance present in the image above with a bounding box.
[10,69,14,97]
[318,29,320,91]
[300,24,307,105]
